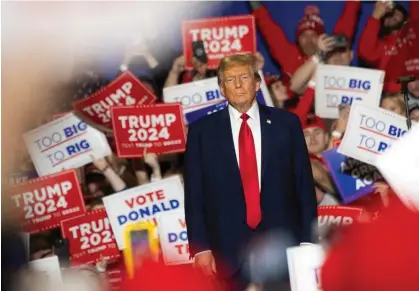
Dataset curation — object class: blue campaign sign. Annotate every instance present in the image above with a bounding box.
[185,100,228,124]
[322,148,383,204]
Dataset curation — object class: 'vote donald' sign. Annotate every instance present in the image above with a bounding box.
[61,209,120,266]
[338,103,409,166]
[103,176,184,249]
[73,71,157,128]
[315,65,384,119]
[182,15,256,69]
[24,113,112,176]
[322,148,383,203]
[111,104,186,158]
[158,210,193,266]
[10,170,86,233]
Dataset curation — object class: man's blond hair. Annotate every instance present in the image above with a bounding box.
[217,53,261,85]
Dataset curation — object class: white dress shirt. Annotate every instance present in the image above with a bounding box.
[194,101,262,259]
[228,101,262,190]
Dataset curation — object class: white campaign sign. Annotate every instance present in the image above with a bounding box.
[287,244,325,291]
[24,113,111,176]
[29,256,63,287]
[163,70,273,114]
[376,123,419,211]
[338,102,408,166]
[158,210,193,266]
[103,175,184,250]
[315,65,384,119]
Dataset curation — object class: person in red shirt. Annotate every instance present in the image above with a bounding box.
[358,1,419,92]
[249,1,360,75]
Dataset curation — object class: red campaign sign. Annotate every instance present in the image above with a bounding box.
[318,206,364,228]
[61,209,120,266]
[111,104,186,158]
[10,170,86,233]
[182,15,256,69]
[73,71,157,128]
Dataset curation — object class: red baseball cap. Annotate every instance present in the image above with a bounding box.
[302,114,327,132]
[296,5,325,41]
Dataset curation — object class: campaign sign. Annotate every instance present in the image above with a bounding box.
[61,209,120,266]
[158,210,193,266]
[9,171,38,185]
[182,15,256,69]
[163,70,273,122]
[73,71,157,128]
[315,65,384,119]
[10,170,86,233]
[318,206,363,228]
[338,103,408,166]
[322,148,383,204]
[185,100,228,124]
[376,123,419,211]
[29,256,63,286]
[286,244,325,291]
[24,113,112,176]
[111,104,186,158]
[103,176,184,249]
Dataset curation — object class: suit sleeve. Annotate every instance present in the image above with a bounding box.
[290,114,318,243]
[184,122,210,257]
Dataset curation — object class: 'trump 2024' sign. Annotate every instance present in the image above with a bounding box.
[111,104,186,157]
[103,176,184,249]
[10,170,86,233]
[182,15,256,69]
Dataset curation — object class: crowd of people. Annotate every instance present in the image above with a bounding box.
[3,1,419,291]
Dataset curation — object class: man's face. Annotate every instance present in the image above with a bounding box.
[220,64,260,109]
[383,9,405,29]
[326,49,353,66]
[298,30,319,57]
[410,108,419,122]
[408,80,419,98]
[304,127,328,155]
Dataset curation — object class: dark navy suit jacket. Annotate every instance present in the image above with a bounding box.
[184,103,317,277]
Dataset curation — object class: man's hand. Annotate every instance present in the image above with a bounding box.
[193,251,216,276]
[317,34,335,54]
[372,1,392,20]
[254,52,265,71]
[335,105,350,133]
[171,55,186,75]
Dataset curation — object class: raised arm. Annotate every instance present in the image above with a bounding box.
[358,2,391,66]
[290,114,318,243]
[250,2,301,74]
[333,0,361,43]
[184,122,210,257]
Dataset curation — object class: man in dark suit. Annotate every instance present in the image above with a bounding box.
[184,54,317,290]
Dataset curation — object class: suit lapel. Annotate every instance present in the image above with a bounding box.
[258,104,272,189]
[218,108,242,182]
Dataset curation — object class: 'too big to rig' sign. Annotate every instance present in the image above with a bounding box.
[73,71,157,128]
[61,209,120,266]
[23,113,111,176]
[315,65,384,119]
[111,104,186,158]
[103,176,184,249]
[338,103,409,166]
[182,15,256,69]
[10,170,86,233]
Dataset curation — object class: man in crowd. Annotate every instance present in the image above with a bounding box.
[249,1,360,75]
[184,54,317,290]
[358,1,419,92]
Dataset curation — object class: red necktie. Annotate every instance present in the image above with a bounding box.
[239,113,261,229]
